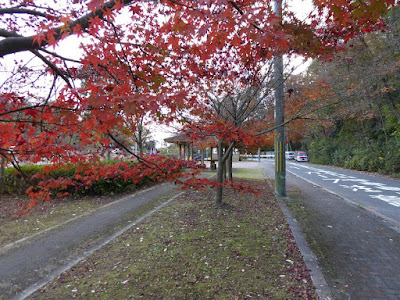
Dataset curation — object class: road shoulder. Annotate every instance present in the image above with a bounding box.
[261,163,332,299]
[284,171,400,299]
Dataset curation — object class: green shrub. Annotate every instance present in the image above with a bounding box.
[331,147,353,167]
[3,164,47,195]
[383,143,400,174]
[308,138,336,165]
[305,116,400,177]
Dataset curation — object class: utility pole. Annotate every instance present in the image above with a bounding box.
[274,0,286,197]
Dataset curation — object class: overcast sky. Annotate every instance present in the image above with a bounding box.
[0,0,315,147]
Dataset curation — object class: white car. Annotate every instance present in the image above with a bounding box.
[295,151,308,162]
[285,151,296,160]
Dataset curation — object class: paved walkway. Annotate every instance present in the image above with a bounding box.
[261,161,400,300]
[0,183,180,300]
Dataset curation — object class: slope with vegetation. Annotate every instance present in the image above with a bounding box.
[287,7,400,177]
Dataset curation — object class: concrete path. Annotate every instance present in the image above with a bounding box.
[0,183,180,300]
[261,160,400,299]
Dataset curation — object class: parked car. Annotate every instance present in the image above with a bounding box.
[295,151,308,162]
[285,151,296,160]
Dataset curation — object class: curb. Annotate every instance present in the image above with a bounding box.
[263,172,332,300]
[276,195,332,300]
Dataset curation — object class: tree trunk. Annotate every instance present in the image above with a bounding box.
[227,148,233,182]
[138,141,143,155]
[107,149,111,161]
[215,140,224,205]
[215,140,236,205]
[223,147,227,180]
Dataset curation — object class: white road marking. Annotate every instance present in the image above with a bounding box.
[340,184,352,189]
[350,185,381,193]
[370,195,400,207]
[289,164,400,208]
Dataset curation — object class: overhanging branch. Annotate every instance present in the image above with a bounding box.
[0,0,137,57]
[255,76,385,136]
[0,7,50,18]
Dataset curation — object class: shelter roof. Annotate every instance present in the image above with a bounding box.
[164,134,192,145]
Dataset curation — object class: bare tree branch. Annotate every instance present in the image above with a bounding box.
[228,1,265,33]
[31,49,72,87]
[0,0,137,57]
[0,7,50,18]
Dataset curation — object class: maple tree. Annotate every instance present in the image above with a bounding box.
[0,0,397,208]
[187,68,277,204]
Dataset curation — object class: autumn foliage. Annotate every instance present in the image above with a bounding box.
[15,156,201,214]
[0,0,397,207]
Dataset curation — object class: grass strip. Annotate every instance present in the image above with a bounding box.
[232,168,265,179]
[31,179,317,299]
[203,167,264,180]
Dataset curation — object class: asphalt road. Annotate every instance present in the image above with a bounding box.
[259,159,400,298]
[258,158,400,229]
[284,160,400,230]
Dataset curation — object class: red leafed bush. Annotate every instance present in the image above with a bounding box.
[19,156,202,213]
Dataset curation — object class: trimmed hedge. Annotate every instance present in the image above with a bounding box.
[4,165,47,195]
